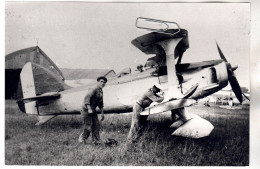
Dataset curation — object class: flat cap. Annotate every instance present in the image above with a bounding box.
[97,76,108,82]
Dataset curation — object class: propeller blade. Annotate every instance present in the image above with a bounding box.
[216,42,243,103]
[227,69,243,103]
[216,42,228,62]
[242,93,250,101]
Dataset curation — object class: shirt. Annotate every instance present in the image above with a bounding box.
[83,86,104,110]
[136,88,164,108]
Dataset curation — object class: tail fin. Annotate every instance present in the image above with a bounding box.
[20,62,38,114]
[19,62,71,114]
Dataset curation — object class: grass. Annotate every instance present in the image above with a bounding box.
[5,100,249,166]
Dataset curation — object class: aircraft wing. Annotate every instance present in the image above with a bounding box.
[17,92,60,103]
[140,99,197,116]
[131,29,189,55]
[140,83,198,115]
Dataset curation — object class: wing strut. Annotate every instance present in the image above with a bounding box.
[157,38,184,100]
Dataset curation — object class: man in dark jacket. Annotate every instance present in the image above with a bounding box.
[79,76,107,145]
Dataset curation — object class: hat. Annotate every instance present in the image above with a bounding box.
[97,76,108,83]
[153,84,163,90]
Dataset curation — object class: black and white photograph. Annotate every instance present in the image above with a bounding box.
[3,0,255,166]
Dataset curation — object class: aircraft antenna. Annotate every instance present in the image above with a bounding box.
[35,38,39,54]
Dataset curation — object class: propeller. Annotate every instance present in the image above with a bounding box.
[216,42,243,103]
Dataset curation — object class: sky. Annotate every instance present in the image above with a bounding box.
[5,2,250,88]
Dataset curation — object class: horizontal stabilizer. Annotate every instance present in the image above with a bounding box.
[17,92,60,103]
[140,99,196,116]
[36,115,57,125]
[172,117,214,138]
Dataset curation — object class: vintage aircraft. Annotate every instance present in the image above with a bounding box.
[16,17,244,138]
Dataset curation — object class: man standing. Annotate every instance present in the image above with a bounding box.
[79,76,107,145]
[127,84,164,142]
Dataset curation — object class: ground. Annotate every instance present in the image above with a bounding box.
[5,100,249,166]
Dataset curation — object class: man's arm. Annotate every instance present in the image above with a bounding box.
[147,93,164,103]
[100,107,104,121]
[98,96,104,120]
[83,88,96,113]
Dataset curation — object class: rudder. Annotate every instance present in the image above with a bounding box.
[20,62,38,115]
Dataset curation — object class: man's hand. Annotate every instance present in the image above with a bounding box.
[101,114,105,121]
[88,109,93,114]
[100,108,105,121]
[87,105,93,114]
[157,91,165,96]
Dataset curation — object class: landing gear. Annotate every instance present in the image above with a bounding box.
[171,107,190,123]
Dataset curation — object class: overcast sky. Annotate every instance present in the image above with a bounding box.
[5,2,250,87]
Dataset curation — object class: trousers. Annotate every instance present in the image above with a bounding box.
[80,108,101,143]
[127,103,148,141]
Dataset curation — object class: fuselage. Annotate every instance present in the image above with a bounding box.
[36,59,228,116]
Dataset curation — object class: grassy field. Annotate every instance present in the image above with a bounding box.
[5,100,249,166]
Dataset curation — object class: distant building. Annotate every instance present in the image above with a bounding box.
[5,46,117,99]
[5,46,64,99]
